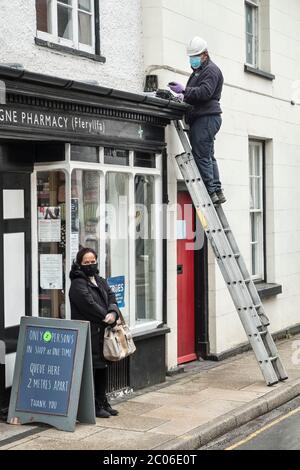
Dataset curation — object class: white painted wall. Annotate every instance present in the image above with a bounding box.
[0,0,144,93]
[143,0,300,359]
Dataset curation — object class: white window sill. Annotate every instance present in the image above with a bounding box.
[35,37,106,63]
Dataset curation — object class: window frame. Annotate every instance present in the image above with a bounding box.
[36,0,96,54]
[245,0,259,68]
[249,140,265,282]
[32,147,163,335]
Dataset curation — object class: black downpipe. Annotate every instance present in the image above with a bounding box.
[162,149,169,325]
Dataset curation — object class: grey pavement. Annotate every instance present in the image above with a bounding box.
[1,334,300,450]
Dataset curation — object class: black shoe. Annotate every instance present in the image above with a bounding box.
[209,192,220,205]
[95,406,110,418]
[216,190,226,204]
[103,399,119,416]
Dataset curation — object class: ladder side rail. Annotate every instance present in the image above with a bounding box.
[216,205,269,325]
[177,156,268,331]
[174,121,288,384]
[177,156,287,383]
[177,154,266,321]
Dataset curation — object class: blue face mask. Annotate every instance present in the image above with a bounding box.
[190,56,202,69]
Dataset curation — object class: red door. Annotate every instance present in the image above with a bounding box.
[177,191,197,365]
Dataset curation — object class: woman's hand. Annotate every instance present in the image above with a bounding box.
[104,313,116,324]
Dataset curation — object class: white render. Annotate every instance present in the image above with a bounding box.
[0,0,145,93]
[143,0,300,364]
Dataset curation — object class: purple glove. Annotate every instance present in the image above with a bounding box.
[168,82,185,94]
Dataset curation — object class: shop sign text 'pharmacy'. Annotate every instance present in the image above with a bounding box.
[0,104,164,142]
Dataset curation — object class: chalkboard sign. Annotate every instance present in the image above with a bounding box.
[8,317,96,432]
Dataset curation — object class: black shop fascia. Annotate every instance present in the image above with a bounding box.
[0,66,187,411]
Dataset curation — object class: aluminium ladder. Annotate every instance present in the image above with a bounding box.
[174,120,288,386]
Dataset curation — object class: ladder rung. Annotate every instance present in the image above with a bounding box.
[259,330,268,337]
[234,253,240,259]
[224,228,231,233]
[269,357,279,362]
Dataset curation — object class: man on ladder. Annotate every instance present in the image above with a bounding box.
[168,40,288,386]
[169,36,226,206]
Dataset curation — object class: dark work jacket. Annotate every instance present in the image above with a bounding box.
[184,58,224,125]
[69,266,119,369]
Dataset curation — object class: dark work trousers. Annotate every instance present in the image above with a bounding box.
[94,367,107,408]
[189,114,222,195]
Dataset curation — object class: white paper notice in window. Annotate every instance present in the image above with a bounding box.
[38,206,61,242]
[40,254,63,290]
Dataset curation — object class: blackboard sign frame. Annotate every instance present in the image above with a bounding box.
[7,317,96,432]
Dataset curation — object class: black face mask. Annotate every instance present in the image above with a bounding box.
[81,263,98,277]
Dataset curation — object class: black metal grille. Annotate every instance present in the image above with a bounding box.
[107,358,129,393]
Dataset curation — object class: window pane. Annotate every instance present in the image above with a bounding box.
[71,145,98,163]
[246,34,254,64]
[36,0,52,33]
[78,0,91,12]
[78,11,92,45]
[106,173,130,323]
[71,170,100,260]
[59,0,72,5]
[58,4,73,40]
[246,5,253,34]
[134,152,156,168]
[104,148,129,166]
[254,145,261,176]
[250,213,258,243]
[135,175,156,323]
[37,171,66,319]
[252,242,259,277]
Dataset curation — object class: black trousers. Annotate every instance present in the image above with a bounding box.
[94,368,107,406]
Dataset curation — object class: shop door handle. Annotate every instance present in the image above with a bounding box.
[177,264,183,275]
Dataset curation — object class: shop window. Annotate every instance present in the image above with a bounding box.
[135,175,156,323]
[104,148,129,166]
[106,173,130,323]
[134,152,156,169]
[71,145,99,163]
[71,169,101,260]
[36,0,97,53]
[37,171,66,319]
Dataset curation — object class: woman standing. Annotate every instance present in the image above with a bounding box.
[69,247,119,418]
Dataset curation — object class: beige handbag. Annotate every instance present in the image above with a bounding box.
[103,313,136,362]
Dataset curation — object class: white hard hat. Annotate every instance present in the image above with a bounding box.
[187,36,208,56]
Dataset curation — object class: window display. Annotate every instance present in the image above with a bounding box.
[35,150,161,328]
[71,170,100,260]
[106,172,130,322]
[37,171,66,319]
[135,175,156,323]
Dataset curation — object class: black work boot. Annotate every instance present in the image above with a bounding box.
[216,189,226,204]
[103,398,119,416]
[209,192,220,205]
[95,400,110,418]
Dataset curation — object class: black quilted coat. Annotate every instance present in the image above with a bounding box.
[69,265,119,368]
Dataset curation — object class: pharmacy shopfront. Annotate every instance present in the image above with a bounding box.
[0,66,185,411]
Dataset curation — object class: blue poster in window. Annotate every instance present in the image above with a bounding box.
[16,326,78,416]
[107,276,125,308]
